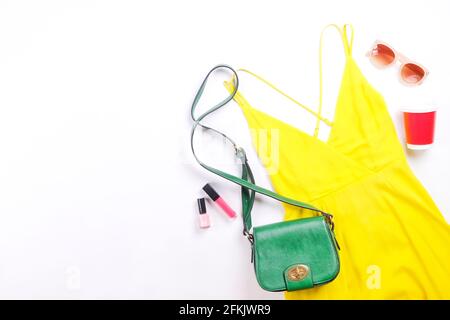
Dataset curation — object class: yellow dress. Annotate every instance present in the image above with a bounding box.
[225,25,450,299]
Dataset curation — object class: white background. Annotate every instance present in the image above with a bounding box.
[0,0,449,299]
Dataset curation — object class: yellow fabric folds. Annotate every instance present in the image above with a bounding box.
[225,25,450,299]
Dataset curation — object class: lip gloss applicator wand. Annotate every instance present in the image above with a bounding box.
[202,183,237,219]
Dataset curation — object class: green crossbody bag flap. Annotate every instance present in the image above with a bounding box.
[191,65,340,292]
[253,216,340,291]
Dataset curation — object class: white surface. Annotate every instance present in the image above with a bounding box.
[400,107,438,113]
[0,0,449,299]
[407,144,433,150]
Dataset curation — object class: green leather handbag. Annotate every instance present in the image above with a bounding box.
[191,65,340,292]
[252,216,340,291]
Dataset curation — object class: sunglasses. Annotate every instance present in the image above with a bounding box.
[366,41,429,86]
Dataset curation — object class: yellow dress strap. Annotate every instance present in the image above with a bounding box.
[225,24,354,136]
[315,24,354,137]
[235,68,333,126]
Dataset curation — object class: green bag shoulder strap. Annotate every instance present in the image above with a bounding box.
[190,65,333,238]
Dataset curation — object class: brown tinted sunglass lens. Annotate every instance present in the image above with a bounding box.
[401,63,425,84]
[371,44,395,66]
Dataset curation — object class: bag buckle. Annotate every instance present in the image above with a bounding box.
[243,230,254,244]
[322,212,335,230]
[235,146,247,162]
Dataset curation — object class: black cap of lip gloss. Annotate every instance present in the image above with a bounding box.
[197,198,207,214]
[202,183,219,201]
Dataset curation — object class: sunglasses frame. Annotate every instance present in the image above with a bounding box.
[366,40,429,86]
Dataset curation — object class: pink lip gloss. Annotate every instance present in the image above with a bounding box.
[197,198,211,229]
[202,183,237,219]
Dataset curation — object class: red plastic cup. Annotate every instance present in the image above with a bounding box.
[401,107,437,150]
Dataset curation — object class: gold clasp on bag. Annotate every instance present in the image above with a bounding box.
[287,265,310,281]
